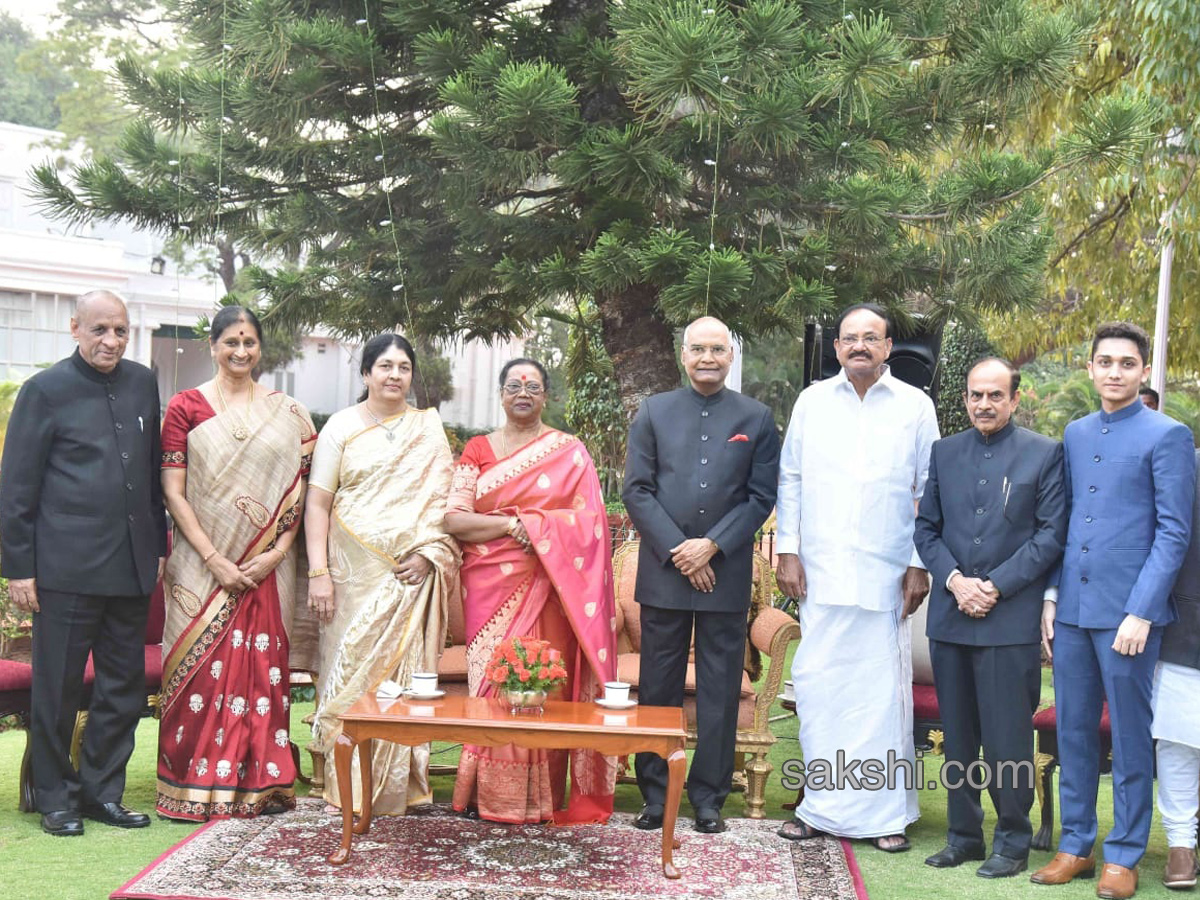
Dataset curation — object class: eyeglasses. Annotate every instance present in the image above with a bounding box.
[685,344,730,356]
[502,381,545,396]
[836,334,884,347]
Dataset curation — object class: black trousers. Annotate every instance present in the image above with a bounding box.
[929,639,1041,859]
[31,589,148,813]
[634,605,746,813]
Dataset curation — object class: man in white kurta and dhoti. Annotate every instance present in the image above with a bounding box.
[775,303,939,852]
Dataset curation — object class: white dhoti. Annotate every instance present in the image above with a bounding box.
[792,602,919,837]
[1153,661,1200,848]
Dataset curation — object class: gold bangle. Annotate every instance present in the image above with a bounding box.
[274,545,288,559]
[307,567,330,578]
[202,549,218,564]
[507,516,519,536]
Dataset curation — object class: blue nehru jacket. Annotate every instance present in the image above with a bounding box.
[1055,401,1195,628]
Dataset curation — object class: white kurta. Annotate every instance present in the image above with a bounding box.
[779,366,938,836]
[1153,662,1200,846]
[1153,661,1200,749]
[776,367,939,608]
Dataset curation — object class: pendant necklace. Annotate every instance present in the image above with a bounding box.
[214,379,254,441]
[364,402,406,441]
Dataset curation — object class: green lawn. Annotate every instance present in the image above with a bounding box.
[0,661,1176,899]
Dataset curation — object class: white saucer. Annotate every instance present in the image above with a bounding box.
[404,689,446,700]
[595,697,637,710]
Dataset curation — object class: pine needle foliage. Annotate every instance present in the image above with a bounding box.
[30,0,1154,413]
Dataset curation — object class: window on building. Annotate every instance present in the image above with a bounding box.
[0,291,76,376]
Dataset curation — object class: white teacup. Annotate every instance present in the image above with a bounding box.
[782,680,795,701]
[604,681,631,704]
[410,672,438,695]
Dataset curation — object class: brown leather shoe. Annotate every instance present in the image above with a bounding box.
[1163,847,1199,890]
[1030,851,1096,884]
[1096,863,1137,899]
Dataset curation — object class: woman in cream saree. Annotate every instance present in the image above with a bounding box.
[305,334,459,815]
[158,307,316,820]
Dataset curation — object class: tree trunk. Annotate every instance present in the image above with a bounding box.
[594,284,679,421]
[216,237,237,293]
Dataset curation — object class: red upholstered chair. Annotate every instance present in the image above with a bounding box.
[912,683,944,753]
[1030,702,1113,850]
[0,658,35,811]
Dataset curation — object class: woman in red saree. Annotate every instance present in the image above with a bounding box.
[156,307,316,820]
[446,358,617,824]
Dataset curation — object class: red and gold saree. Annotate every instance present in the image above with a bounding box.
[450,430,617,824]
[157,389,315,820]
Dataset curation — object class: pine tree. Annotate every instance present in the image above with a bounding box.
[32,0,1155,415]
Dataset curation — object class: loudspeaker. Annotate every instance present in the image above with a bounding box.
[802,317,944,402]
[887,319,943,403]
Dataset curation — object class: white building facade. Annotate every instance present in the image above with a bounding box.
[0,121,516,428]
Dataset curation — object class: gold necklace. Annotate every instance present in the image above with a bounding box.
[363,401,407,441]
[214,379,255,441]
[501,423,543,457]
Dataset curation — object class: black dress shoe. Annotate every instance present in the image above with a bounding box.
[693,808,725,834]
[924,844,986,868]
[41,810,84,836]
[977,854,1028,878]
[81,801,151,829]
[633,805,664,830]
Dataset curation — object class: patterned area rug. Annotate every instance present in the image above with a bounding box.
[113,799,868,900]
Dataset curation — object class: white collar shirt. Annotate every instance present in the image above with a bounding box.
[776,366,939,611]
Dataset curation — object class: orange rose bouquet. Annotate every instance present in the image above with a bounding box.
[486,636,569,694]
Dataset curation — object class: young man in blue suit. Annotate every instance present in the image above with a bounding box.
[1032,322,1195,899]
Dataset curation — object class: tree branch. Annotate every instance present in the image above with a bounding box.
[890,165,1065,222]
[1048,187,1135,269]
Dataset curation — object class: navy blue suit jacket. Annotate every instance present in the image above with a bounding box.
[916,423,1067,645]
[1055,401,1194,629]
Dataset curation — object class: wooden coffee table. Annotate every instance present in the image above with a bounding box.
[327,693,689,878]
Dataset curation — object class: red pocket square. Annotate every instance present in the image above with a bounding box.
[728,433,750,442]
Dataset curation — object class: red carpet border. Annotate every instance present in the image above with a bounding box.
[113,799,867,900]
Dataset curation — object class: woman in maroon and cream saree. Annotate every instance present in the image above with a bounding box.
[446,359,617,824]
[157,307,316,820]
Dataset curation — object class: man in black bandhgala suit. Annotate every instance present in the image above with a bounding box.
[622,316,780,835]
[0,290,167,836]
